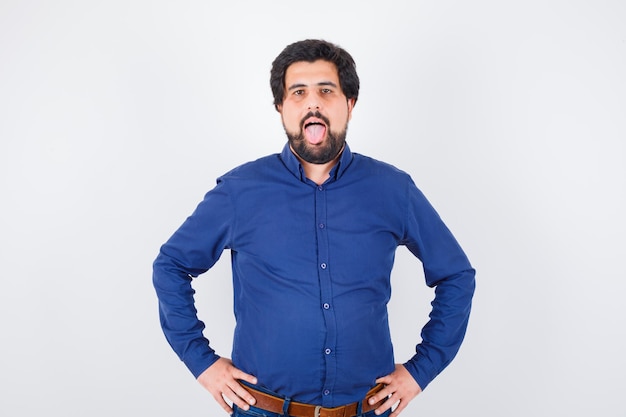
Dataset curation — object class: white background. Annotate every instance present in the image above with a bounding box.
[1,1,625,416]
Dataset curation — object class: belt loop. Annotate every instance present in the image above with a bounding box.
[356,399,363,417]
[282,397,291,417]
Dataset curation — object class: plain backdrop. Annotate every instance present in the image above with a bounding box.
[1,1,625,416]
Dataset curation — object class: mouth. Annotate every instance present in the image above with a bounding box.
[303,117,328,145]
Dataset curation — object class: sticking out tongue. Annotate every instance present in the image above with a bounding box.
[304,123,326,145]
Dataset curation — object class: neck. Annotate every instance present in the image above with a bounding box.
[291,146,342,186]
[301,160,335,185]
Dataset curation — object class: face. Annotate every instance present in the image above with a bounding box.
[277,60,355,165]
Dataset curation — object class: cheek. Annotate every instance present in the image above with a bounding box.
[330,105,350,124]
[282,110,302,131]
[284,107,304,124]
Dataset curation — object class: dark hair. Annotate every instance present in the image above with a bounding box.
[270,39,360,110]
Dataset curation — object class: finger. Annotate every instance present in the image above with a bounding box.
[233,368,258,385]
[228,380,257,406]
[375,396,399,416]
[389,399,407,417]
[368,385,392,406]
[375,375,392,385]
[222,385,253,412]
[213,391,234,415]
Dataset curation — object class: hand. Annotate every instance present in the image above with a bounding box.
[197,357,258,414]
[369,364,422,416]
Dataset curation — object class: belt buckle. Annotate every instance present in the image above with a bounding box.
[314,405,321,417]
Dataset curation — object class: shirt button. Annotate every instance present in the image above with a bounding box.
[324,390,330,396]
[318,186,324,191]
[325,348,331,355]
[320,263,327,269]
[319,223,325,229]
[323,303,330,310]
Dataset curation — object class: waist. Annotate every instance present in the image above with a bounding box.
[244,383,386,417]
[232,323,394,406]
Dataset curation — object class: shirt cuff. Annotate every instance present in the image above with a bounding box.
[184,348,221,379]
[403,353,438,391]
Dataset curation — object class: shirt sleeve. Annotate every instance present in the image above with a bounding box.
[152,178,234,378]
[399,177,476,390]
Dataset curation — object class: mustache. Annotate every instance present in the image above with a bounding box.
[300,111,331,128]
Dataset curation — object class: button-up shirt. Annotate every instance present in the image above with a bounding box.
[153,143,475,407]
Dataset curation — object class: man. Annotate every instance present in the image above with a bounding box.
[153,39,475,417]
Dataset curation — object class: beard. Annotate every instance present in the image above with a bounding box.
[285,111,348,165]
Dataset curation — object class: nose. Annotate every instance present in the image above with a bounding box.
[307,93,321,110]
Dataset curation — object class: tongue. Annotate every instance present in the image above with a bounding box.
[304,124,326,145]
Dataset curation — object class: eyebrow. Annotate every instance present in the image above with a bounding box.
[287,81,338,91]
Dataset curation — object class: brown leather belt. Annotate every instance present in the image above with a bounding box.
[246,384,386,417]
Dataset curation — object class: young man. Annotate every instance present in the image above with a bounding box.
[153,39,475,417]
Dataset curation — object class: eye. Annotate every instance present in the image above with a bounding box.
[321,88,332,94]
[293,89,305,96]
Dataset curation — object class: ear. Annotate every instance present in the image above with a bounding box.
[275,103,283,113]
[347,98,355,121]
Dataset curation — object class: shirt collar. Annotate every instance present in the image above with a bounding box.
[279,142,354,183]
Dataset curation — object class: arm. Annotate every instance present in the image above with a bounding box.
[370,178,475,415]
[152,180,257,412]
[401,180,475,390]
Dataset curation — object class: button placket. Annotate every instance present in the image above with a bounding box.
[314,183,336,407]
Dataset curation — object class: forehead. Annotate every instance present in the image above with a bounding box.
[284,60,340,85]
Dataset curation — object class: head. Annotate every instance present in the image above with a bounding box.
[270,39,360,111]
[270,40,360,165]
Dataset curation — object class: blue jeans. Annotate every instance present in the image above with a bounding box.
[231,382,391,417]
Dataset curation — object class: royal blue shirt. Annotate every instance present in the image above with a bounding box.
[153,143,475,407]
